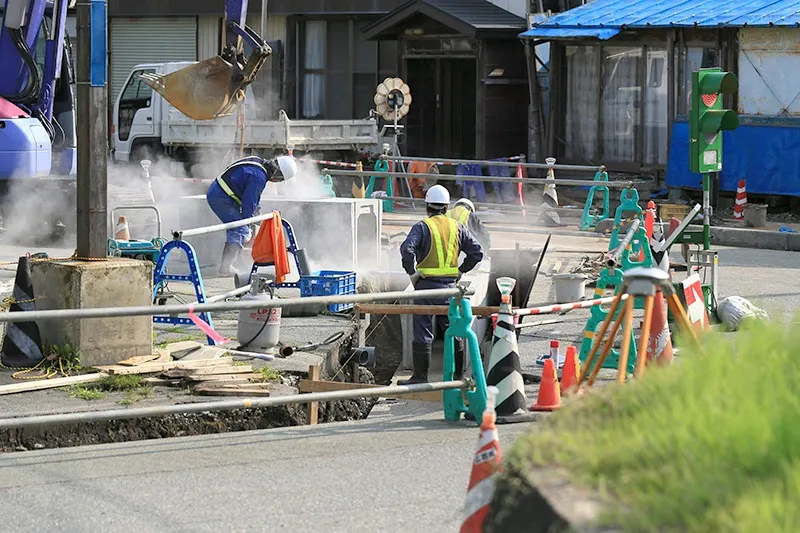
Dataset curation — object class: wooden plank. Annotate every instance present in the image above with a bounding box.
[306,366,319,426]
[117,354,160,366]
[193,383,272,397]
[297,379,443,403]
[162,365,253,378]
[0,373,107,396]
[184,373,261,382]
[140,377,180,387]
[94,358,230,375]
[356,304,502,316]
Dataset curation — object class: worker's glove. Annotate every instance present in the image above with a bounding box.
[409,272,422,286]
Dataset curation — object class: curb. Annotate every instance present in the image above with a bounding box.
[485,465,622,533]
[710,226,800,252]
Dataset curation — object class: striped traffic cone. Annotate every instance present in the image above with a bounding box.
[538,157,560,227]
[114,216,130,240]
[0,257,44,368]
[461,386,503,533]
[647,290,674,366]
[650,214,669,272]
[486,283,528,419]
[733,179,747,220]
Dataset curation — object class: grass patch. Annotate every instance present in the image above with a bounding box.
[118,386,154,406]
[507,319,800,533]
[68,385,105,401]
[256,366,283,383]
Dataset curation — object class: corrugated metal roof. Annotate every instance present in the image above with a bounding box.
[520,0,800,40]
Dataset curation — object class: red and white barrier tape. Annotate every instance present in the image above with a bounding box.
[511,294,629,317]
[312,160,359,169]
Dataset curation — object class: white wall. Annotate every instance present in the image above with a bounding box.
[487,0,527,19]
[738,28,800,116]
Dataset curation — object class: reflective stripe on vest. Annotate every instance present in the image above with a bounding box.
[216,160,270,206]
[446,206,470,226]
[417,215,460,277]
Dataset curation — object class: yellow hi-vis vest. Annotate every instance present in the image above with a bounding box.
[446,205,470,226]
[416,215,460,277]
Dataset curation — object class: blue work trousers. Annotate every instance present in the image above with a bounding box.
[412,277,457,344]
[207,184,250,247]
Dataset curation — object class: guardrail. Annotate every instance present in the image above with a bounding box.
[382,155,602,172]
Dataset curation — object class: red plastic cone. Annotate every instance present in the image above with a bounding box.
[647,290,674,366]
[461,387,503,533]
[560,346,580,396]
[530,358,561,411]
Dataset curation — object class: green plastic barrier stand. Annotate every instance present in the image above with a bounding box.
[442,296,487,423]
[579,170,610,231]
[366,159,393,212]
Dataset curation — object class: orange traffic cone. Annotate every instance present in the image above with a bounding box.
[530,358,561,411]
[560,345,580,396]
[461,386,503,533]
[647,290,674,366]
[114,216,130,240]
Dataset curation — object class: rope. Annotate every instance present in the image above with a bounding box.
[0,251,110,267]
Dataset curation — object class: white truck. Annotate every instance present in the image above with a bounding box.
[112,61,381,173]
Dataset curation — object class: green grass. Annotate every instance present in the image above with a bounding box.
[507,318,800,533]
[256,366,283,383]
[68,385,105,401]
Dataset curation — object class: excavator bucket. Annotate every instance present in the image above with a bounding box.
[140,57,244,121]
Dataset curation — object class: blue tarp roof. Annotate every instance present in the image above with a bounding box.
[520,0,800,40]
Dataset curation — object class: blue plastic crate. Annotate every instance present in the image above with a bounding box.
[299,270,357,313]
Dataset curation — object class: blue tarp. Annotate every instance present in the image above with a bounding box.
[666,121,800,195]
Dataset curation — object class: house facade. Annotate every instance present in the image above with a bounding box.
[521,0,800,196]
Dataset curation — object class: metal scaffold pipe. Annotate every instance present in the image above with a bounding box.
[0,288,470,323]
[175,212,276,239]
[607,219,641,267]
[382,155,602,172]
[322,169,639,189]
[0,380,469,430]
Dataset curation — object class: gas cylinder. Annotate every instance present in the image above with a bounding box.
[237,275,281,353]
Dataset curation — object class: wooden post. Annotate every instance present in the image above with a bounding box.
[306,365,319,425]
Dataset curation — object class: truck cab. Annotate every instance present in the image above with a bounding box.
[112,61,255,164]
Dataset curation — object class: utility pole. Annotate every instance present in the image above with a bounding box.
[76,0,108,258]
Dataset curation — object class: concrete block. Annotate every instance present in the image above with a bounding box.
[31,258,153,367]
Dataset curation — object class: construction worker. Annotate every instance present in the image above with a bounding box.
[447,198,492,252]
[399,185,484,385]
[206,155,298,276]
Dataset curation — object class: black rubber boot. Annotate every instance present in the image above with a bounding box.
[219,243,242,277]
[453,339,465,381]
[398,342,431,385]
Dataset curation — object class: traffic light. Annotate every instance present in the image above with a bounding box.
[689,68,739,174]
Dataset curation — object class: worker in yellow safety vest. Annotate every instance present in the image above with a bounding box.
[206,155,298,276]
[398,185,484,384]
[446,198,491,252]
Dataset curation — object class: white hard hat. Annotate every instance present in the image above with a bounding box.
[454,198,475,212]
[425,185,450,206]
[276,155,297,181]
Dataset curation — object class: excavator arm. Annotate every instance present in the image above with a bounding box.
[141,0,271,121]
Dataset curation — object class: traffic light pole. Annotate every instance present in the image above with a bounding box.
[702,173,711,250]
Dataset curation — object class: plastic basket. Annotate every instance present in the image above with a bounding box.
[299,270,357,313]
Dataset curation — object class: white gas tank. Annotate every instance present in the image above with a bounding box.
[237,276,281,353]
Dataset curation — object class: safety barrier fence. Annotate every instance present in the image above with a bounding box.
[0,287,469,324]
[322,169,638,188]
[0,380,469,430]
[511,294,629,317]
[386,154,526,167]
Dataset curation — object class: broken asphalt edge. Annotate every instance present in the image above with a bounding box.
[485,464,623,533]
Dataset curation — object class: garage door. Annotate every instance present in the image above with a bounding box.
[110,17,197,102]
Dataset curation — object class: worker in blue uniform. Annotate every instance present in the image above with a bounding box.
[206,155,298,276]
[399,185,484,385]
[446,198,492,252]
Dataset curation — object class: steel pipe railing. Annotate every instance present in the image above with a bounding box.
[381,155,603,172]
[606,219,641,267]
[175,212,275,239]
[0,287,470,323]
[0,380,469,430]
[322,168,638,188]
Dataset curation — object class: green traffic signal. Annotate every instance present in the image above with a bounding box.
[699,109,739,133]
[689,68,739,174]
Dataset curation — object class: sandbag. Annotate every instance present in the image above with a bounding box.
[716,296,768,331]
